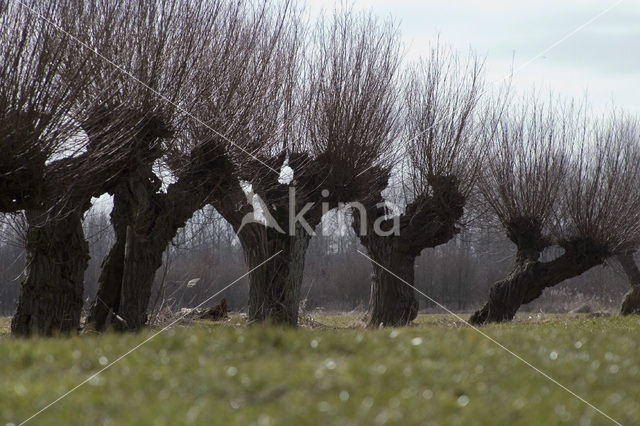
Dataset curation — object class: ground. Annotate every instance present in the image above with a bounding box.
[0,314,638,425]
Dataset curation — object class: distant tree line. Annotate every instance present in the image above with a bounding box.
[1,0,639,336]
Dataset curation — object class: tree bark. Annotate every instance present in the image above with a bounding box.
[85,172,165,332]
[366,245,418,327]
[115,225,166,330]
[11,209,89,336]
[468,253,540,325]
[85,191,128,331]
[617,251,640,315]
[240,223,311,326]
[86,176,188,331]
[87,142,230,331]
[213,153,328,327]
[470,240,605,325]
[355,175,464,327]
[88,220,169,331]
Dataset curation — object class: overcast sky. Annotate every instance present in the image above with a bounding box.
[308,0,640,113]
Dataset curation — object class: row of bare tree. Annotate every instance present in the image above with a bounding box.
[4,206,625,318]
[1,0,639,336]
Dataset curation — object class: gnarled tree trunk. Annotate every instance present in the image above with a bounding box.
[87,143,230,332]
[468,251,541,325]
[240,223,311,326]
[85,178,186,332]
[88,224,169,331]
[470,240,605,325]
[356,175,464,327]
[86,173,165,332]
[11,209,89,336]
[617,251,640,315]
[214,153,328,327]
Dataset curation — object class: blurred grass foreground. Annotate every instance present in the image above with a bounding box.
[0,314,638,425]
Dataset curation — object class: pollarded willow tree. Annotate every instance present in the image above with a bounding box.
[0,0,128,336]
[470,103,640,325]
[85,0,254,332]
[595,120,640,317]
[353,46,485,327]
[7,0,206,336]
[205,9,403,326]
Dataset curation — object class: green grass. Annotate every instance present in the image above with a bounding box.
[1,314,639,425]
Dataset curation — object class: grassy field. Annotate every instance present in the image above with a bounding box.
[0,313,638,425]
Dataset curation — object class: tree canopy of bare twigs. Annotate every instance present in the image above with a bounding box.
[559,112,640,254]
[0,0,93,212]
[477,95,576,253]
[301,10,402,193]
[405,45,485,198]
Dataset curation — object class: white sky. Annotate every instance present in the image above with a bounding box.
[307,0,640,113]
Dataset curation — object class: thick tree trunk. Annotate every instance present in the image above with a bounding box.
[469,258,540,325]
[11,209,89,337]
[86,193,128,331]
[88,225,166,331]
[621,287,640,315]
[367,245,418,327]
[355,174,464,328]
[86,180,175,332]
[85,241,125,330]
[116,227,165,330]
[470,242,604,325]
[87,142,229,332]
[241,224,311,326]
[617,251,640,315]
[88,227,169,331]
[85,169,160,332]
[214,153,325,327]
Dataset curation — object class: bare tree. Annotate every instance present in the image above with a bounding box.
[84,0,235,331]
[353,45,485,327]
[594,119,640,316]
[204,9,402,325]
[471,104,640,324]
[0,0,116,336]
[5,0,206,335]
